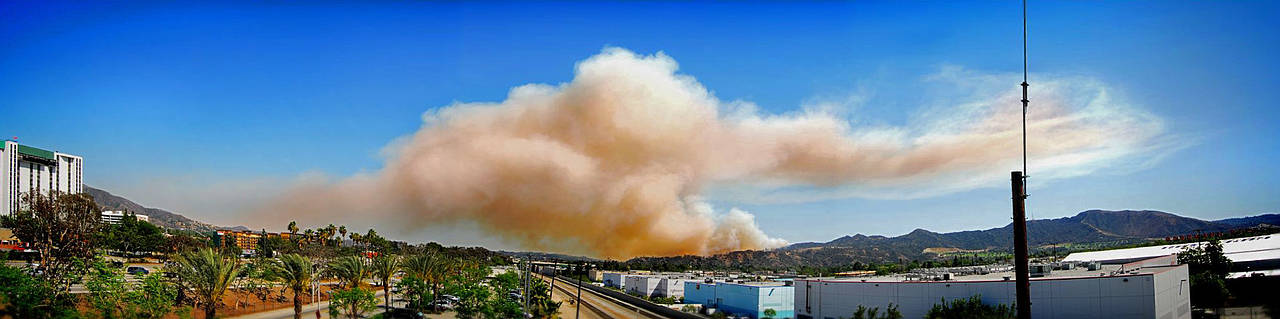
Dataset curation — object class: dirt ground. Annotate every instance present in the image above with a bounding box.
[76,284,342,319]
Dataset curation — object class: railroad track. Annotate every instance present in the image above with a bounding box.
[538,274,670,319]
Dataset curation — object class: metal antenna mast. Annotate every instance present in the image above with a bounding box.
[1012,1,1033,319]
[1022,0,1030,181]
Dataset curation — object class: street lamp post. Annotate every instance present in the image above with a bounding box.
[313,263,322,319]
[575,264,588,319]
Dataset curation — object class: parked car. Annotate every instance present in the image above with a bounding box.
[429,300,455,310]
[127,266,149,275]
[381,307,425,319]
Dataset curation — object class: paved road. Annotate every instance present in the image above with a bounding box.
[537,274,665,319]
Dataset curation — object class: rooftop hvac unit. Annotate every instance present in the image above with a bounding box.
[1087,262,1101,271]
[1029,264,1051,278]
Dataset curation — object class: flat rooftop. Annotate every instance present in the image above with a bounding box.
[803,262,1181,284]
[1064,233,1278,264]
[722,281,790,287]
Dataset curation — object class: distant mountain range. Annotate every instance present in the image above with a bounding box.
[625,210,1280,269]
[85,185,248,233]
[80,184,1280,268]
[785,210,1265,252]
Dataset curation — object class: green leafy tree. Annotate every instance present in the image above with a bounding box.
[763,308,777,318]
[99,211,166,256]
[257,230,286,258]
[681,304,699,313]
[1179,239,1233,308]
[0,258,76,318]
[86,258,178,318]
[0,191,102,294]
[86,258,131,318]
[497,271,530,316]
[130,273,179,318]
[372,254,401,308]
[492,298,523,318]
[266,254,317,319]
[403,252,451,311]
[164,230,209,255]
[169,247,242,319]
[925,296,1012,319]
[492,272,519,292]
[444,279,491,317]
[399,275,434,313]
[361,229,390,253]
[328,287,378,319]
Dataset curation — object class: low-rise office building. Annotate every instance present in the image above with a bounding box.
[794,256,1190,319]
[686,281,795,319]
[101,211,150,225]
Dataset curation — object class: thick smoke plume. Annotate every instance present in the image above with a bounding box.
[262,48,1166,259]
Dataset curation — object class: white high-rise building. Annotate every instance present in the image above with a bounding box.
[1,140,84,216]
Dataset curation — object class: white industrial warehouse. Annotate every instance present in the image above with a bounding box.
[794,256,1191,319]
[603,272,640,289]
[1063,233,1280,272]
[626,275,688,299]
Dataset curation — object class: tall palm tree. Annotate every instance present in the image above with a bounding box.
[327,256,370,290]
[288,221,299,235]
[171,247,242,319]
[338,225,347,246]
[325,224,337,246]
[267,254,315,319]
[371,255,401,308]
[349,233,363,251]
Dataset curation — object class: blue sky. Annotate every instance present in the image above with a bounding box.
[2,1,1277,247]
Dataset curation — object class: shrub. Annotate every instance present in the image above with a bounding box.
[329,287,379,319]
[925,295,1013,319]
[0,260,76,319]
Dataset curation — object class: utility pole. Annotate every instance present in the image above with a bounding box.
[313,262,321,319]
[523,260,531,317]
[1012,171,1031,319]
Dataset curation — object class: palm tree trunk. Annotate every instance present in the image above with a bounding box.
[430,282,437,312]
[384,285,391,308]
[204,305,217,319]
[293,290,303,319]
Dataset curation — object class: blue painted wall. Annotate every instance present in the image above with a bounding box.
[685,281,717,306]
[686,282,795,319]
